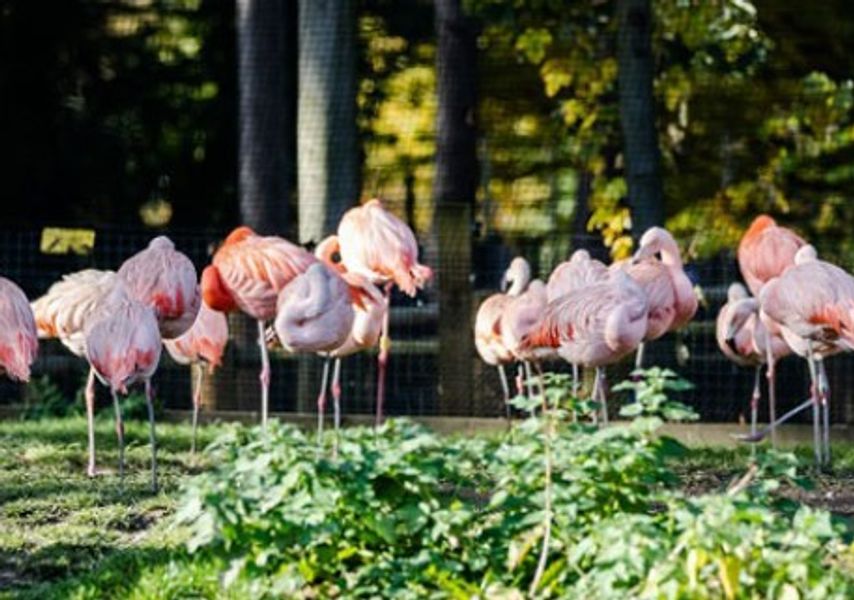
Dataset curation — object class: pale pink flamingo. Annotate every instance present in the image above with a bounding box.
[118,236,201,339]
[273,263,355,437]
[523,269,648,424]
[0,277,38,383]
[738,214,806,298]
[621,227,697,368]
[756,245,854,465]
[31,269,121,475]
[716,282,790,444]
[84,287,162,490]
[320,198,432,425]
[475,257,532,416]
[500,279,554,403]
[547,249,609,392]
[201,226,316,428]
[163,302,228,454]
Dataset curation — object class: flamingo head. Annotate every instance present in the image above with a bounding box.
[727,282,749,303]
[315,235,346,273]
[501,257,531,295]
[201,265,237,313]
[632,227,679,265]
[723,298,759,353]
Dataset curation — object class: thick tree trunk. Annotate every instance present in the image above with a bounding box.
[433,0,479,416]
[232,0,297,412]
[616,0,664,238]
[297,0,359,245]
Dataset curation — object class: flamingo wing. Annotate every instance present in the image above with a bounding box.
[0,277,38,382]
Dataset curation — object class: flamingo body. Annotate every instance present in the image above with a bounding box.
[164,302,229,370]
[546,250,608,302]
[738,215,806,298]
[0,277,38,382]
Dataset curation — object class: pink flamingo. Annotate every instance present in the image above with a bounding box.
[320,199,432,425]
[201,226,316,428]
[273,263,355,437]
[523,270,648,424]
[716,283,790,444]
[547,250,609,392]
[475,257,532,416]
[117,236,201,339]
[621,227,697,368]
[31,269,121,475]
[0,276,38,383]
[756,245,854,465]
[163,302,228,454]
[84,287,162,490]
[500,279,554,402]
[738,215,806,297]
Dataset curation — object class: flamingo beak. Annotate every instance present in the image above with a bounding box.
[725,336,739,356]
[500,275,511,293]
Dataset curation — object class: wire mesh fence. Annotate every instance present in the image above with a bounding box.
[2,224,852,426]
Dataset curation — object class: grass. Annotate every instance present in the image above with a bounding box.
[1,415,853,598]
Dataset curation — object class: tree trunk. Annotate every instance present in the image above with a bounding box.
[231,0,297,412]
[297,0,359,245]
[616,0,664,238]
[433,0,478,416]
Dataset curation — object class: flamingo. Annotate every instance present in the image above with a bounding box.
[756,245,854,465]
[163,302,229,454]
[475,257,532,417]
[273,263,355,438]
[620,227,697,369]
[716,283,790,444]
[84,287,162,490]
[500,279,553,405]
[117,236,201,339]
[522,269,649,424]
[201,226,316,428]
[738,214,806,298]
[320,198,432,425]
[31,269,121,475]
[0,276,38,383]
[546,250,609,393]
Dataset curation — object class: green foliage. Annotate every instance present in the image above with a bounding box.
[616,367,698,422]
[177,370,854,598]
[20,375,82,421]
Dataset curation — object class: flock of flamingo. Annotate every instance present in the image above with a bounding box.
[476,215,854,467]
[0,209,850,491]
[0,199,430,491]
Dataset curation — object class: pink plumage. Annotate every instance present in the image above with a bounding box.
[500,280,553,363]
[274,263,355,354]
[0,277,38,382]
[84,290,162,394]
[546,249,608,302]
[475,257,531,366]
[329,271,386,358]
[118,236,201,339]
[525,270,648,368]
[738,215,806,298]
[336,198,432,296]
[717,283,789,367]
[164,302,229,371]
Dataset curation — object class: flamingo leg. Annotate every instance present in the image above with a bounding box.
[112,388,125,484]
[597,367,609,426]
[191,366,203,456]
[524,361,536,401]
[590,369,600,426]
[331,358,342,458]
[806,349,822,466]
[375,284,392,427]
[766,347,778,448]
[145,380,158,493]
[818,360,831,466]
[515,364,525,397]
[635,342,646,370]
[317,356,331,446]
[257,320,270,430]
[533,362,547,413]
[497,364,511,421]
[571,363,579,397]
[749,365,761,458]
[85,368,97,477]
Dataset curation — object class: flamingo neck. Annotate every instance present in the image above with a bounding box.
[201,265,237,313]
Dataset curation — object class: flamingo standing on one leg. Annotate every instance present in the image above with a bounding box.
[84,288,161,490]
[757,245,854,466]
[716,283,790,443]
[547,250,609,394]
[163,302,229,454]
[273,263,355,440]
[30,269,122,475]
[322,199,432,425]
[619,227,697,369]
[475,257,532,417]
[523,270,649,424]
[201,226,316,429]
[738,214,806,298]
[0,276,38,383]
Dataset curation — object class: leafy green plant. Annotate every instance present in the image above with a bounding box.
[616,367,698,422]
[20,375,81,420]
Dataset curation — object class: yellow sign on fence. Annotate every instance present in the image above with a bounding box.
[40,228,96,256]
